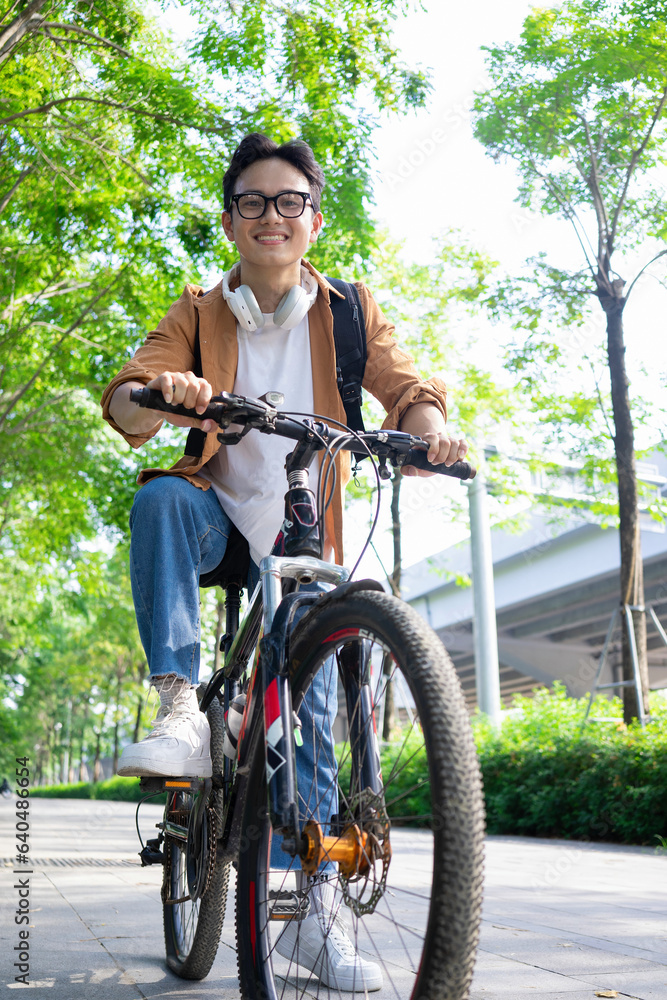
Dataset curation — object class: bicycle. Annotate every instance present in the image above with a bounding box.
[132,386,486,1000]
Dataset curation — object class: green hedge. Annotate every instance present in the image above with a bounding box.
[473,684,667,846]
[31,775,165,803]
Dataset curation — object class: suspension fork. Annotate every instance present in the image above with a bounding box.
[338,641,384,801]
[300,640,387,877]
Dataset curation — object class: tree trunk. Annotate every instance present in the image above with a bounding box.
[132,694,144,745]
[603,294,650,723]
[79,740,87,783]
[78,703,89,781]
[132,659,148,743]
[381,654,395,741]
[0,0,46,64]
[93,731,102,783]
[112,670,123,774]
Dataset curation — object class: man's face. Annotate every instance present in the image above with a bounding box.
[222,158,323,271]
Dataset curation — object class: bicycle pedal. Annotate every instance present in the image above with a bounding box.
[268,889,311,921]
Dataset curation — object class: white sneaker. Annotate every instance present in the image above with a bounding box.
[117,674,212,778]
[275,878,382,992]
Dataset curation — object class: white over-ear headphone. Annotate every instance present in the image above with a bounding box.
[222,265,318,332]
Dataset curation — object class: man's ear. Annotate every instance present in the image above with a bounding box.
[309,211,324,244]
[222,210,235,242]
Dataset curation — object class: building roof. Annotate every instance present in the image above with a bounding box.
[404,509,667,709]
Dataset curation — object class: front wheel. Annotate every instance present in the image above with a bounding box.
[235,590,485,999]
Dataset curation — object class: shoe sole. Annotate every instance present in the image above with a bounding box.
[116,758,212,778]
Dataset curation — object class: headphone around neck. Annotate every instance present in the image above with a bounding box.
[222,266,318,332]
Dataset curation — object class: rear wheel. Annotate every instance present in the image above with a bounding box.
[235,590,485,999]
[162,686,230,979]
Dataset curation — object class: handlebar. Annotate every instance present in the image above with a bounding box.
[129,386,476,481]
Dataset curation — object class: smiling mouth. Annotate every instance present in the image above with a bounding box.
[255,234,288,244]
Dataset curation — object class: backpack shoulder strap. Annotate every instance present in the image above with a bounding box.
[325,277,367,434]
[184,310,207,458]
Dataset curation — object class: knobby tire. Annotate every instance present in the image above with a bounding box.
[235,590,485,1000]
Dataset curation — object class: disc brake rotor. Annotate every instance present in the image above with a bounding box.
[338,789,392,916]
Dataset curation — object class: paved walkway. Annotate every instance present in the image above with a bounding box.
[1,799,666,998]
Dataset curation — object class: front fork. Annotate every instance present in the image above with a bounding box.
[258,556,383,871]
[339,641,384,802]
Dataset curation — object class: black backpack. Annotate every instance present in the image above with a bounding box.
[185,277,367,460]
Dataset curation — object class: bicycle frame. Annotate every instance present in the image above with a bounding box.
[211,553,349,868]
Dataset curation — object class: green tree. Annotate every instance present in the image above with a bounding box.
[349,233,518,586]
[472,0,667,721]
[0,0,429,561]
[1,0,432,772]
[6,548,149,783]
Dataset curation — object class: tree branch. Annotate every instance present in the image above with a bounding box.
[610,85,667,246]
[0,280,94,322]
[585,353,616,442]
[0,269,126,427]
[624,247,667,304]
[3,392,71,435]
[573,112,611,265]
[0,165,33,213]
[0,0,45,64]
[0,3,24,29]
[36,21,133,57]
[30,137,82,191]
[0,95,232,136]
[29,321,104,349]
[54,113,152,186]
[491,98,598,280]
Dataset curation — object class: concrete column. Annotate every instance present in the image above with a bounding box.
[468,474,502,725]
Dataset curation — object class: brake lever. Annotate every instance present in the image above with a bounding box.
[217,425,252,446]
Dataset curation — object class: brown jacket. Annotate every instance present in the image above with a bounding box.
[101,261,447,564]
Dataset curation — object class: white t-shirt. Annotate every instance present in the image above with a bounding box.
[200,310,315,566]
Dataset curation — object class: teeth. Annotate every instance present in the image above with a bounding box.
[256,235,287,242]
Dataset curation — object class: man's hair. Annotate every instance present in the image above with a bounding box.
[223,133,325,212]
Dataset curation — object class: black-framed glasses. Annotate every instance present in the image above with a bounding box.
[230,191,313,219]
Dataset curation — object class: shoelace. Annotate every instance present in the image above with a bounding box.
[317,910,357,960]
[146,687,197,738]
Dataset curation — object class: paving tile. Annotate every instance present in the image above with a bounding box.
[578,968,667,1000]
[470,949,596,994]
[4,801,667,998]
[479,921,657,976]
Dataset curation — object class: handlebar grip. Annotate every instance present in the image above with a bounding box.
[403,448,477,480]
[129,387,224,422]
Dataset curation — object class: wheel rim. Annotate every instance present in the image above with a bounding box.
[165,791,203,964]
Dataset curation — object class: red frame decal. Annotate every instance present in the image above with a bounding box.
[249,880,256,961]
[264,677,281,731]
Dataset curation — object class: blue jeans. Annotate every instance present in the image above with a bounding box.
[130,476,337,871]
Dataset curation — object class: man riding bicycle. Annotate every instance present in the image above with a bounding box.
[101,132,467,990]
